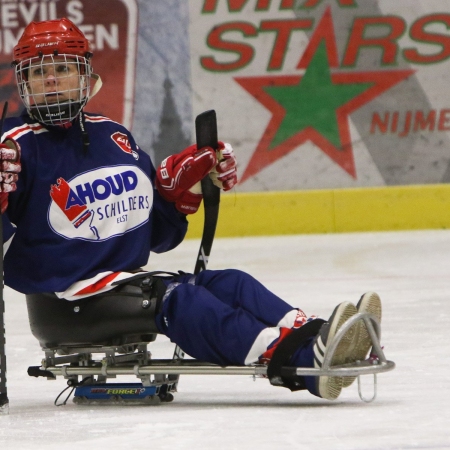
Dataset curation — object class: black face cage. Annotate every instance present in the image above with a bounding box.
[14,54,92,126]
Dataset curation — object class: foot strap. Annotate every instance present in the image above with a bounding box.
[267,319,325,391]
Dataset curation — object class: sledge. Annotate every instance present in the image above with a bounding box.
[26,304,394,405]
[24,110,394,405]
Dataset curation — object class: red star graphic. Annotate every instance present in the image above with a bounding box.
[235,8,415,183]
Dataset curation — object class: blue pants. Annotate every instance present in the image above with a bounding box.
[155,269,296,366]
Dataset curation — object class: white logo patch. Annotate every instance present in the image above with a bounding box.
[48,165,153,241]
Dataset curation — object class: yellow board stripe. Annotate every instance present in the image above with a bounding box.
[185,184,450,238]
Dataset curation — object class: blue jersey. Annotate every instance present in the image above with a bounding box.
[1,115,307,377]
[1,111,188,296]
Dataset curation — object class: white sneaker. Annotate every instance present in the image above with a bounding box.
[342,292,382,388]
[313,302,358,400]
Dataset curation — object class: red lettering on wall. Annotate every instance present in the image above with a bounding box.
[438,109,450,131]
[371,110,450,136]
[202,0,249,12]
[260,19,313,70]
[201,22,258,71]
[299,0,356,8]
[414,110,436,132]
[370,112,389,134]
[297,6,339,69]
[403,14,450,64]
[342,16,406,66]
[202,0,295,12]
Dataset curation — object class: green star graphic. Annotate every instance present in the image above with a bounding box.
[264,41,373,149]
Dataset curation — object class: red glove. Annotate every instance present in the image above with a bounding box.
[156,144,217,214]
[0,138,21,214]
[209,142,237,191]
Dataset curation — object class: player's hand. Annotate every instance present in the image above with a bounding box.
[156,144,217,214]
[0,138,21,214]
[209,142,237,191]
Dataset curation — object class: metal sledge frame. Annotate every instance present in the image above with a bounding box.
[28,311,395,404]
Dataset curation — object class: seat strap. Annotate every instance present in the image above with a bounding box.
[110,270,180,287]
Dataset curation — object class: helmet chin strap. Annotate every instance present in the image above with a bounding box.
[30,101,84,125]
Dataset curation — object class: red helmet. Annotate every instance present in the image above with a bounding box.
[13,18,92,64]
[11,18,100,126]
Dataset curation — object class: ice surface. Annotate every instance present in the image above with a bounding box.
[1,230,449,449]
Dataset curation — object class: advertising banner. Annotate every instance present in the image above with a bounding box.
[189,0,450,191]
[0,0,137,128]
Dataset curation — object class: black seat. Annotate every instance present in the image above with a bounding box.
[26,284,160,349]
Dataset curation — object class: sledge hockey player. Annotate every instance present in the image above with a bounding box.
[0,18,382,401]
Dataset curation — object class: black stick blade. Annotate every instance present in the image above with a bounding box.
[195,109,218,150]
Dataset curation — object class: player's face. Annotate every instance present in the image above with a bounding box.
[27,56,81,105]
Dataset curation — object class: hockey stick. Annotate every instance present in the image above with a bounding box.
[169,110,220,391]
[194,110,220,273]
[0,102,9,414]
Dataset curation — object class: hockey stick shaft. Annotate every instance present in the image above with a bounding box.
[194,110,220,274]
[170,110,220,388]
[0,102,9,414]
